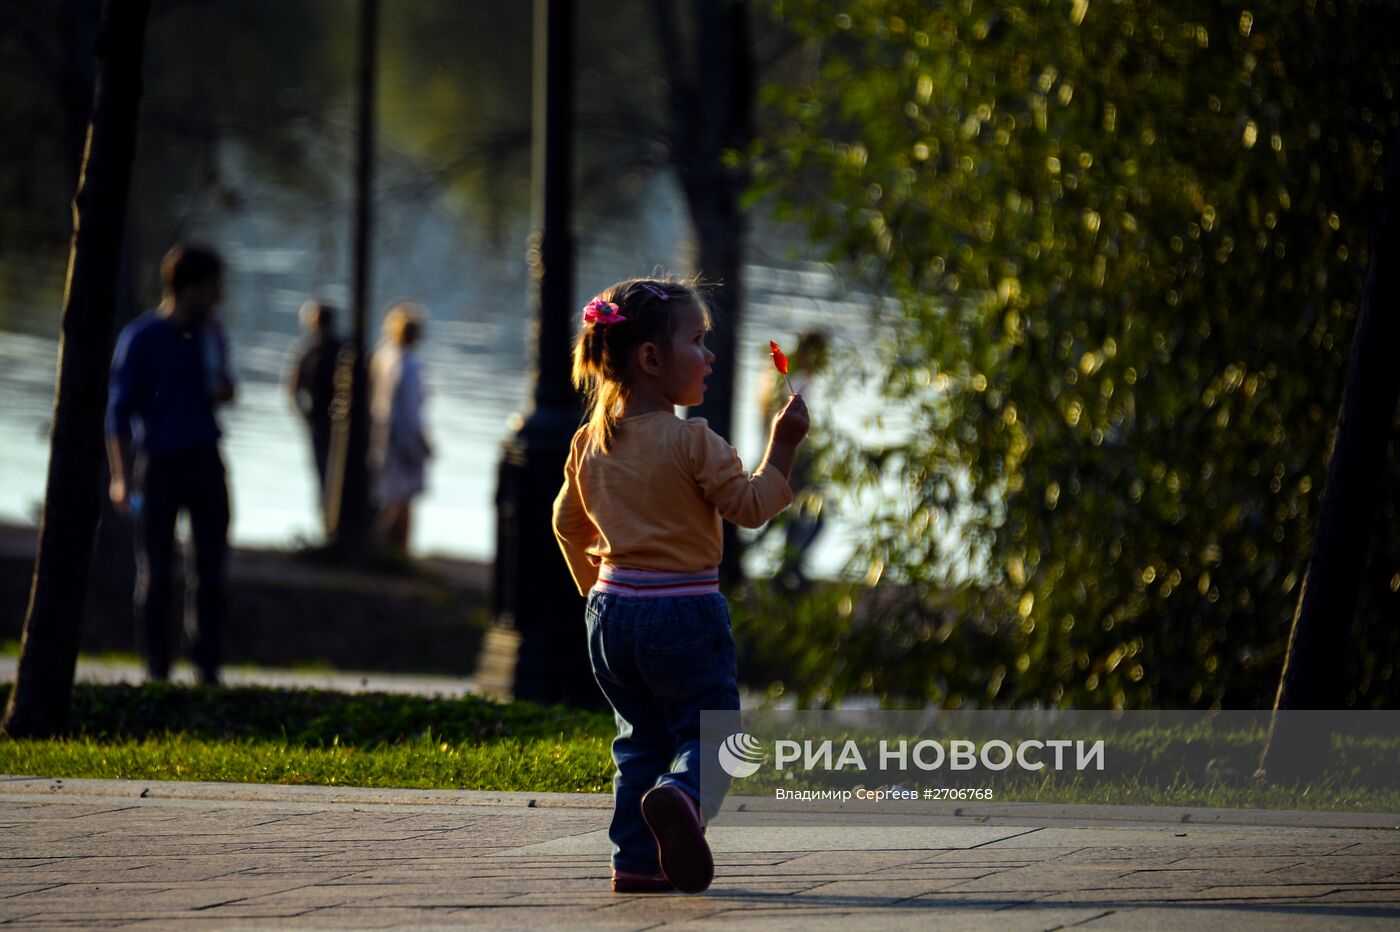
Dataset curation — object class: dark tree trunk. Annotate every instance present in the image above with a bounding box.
[651,0,754,585]
[70,0,136,645]
[1,0,153,739]
[1258,133,1400,781]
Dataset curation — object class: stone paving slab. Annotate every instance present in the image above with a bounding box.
[490,824,1038,858]
[0,777,1396,929]
[8,775,1400,829]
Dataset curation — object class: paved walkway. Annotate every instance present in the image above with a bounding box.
[1,778,1397,929]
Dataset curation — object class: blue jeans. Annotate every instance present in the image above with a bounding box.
[585,589,739,874]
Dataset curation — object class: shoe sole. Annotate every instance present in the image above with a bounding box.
[611,878,675,893]
[641,786,714,894]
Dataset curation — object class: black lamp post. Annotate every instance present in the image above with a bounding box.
[327,0,377,554]
[476,0,595,706]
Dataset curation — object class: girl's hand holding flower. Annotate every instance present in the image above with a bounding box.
[772,393,810,447]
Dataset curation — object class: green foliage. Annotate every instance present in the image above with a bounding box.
[735,581,862,705]
[736,582,1027,707]
[0,0,347,309]
[756,0,1400,708]
[141,0,344,196]
[375,0,677,226]
[0,0,693,304]
[0,2,78,258]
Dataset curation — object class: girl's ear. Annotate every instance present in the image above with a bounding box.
[636,341,662,376]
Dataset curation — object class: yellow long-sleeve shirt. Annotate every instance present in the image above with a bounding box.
[551,411,793,595]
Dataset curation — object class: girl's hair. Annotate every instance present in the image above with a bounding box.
[571,278,709,454]
[381,302,426,346]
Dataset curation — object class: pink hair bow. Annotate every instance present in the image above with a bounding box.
[582,297,627,329]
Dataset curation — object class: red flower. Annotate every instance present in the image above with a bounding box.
[769,341,789,375]
[769,340,794,395]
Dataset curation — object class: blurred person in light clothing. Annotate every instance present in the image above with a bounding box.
[368,302,432,552]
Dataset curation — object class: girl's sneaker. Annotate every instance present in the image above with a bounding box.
[640,784,714,893]
[611,868,674,893]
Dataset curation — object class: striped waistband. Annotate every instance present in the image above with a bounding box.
[593,565,720,598]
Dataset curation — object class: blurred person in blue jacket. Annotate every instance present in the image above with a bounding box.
[106,243,234,685]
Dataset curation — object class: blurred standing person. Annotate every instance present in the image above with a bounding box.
[106,243,234,685]
[756,330,830,590]
[369,302,432,552]
[288,300,343,531]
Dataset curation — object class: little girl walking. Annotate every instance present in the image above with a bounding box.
[553,278,809,894]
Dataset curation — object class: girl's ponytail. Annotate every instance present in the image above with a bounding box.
[571,316,622,454]
[570,278,705,454]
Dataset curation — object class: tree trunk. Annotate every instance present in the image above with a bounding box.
[654,0,754,585]
[1258,132,1400,781]
[1,0,153,739]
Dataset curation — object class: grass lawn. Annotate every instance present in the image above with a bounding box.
[0,682,617,792]
[1,683,1396,812]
